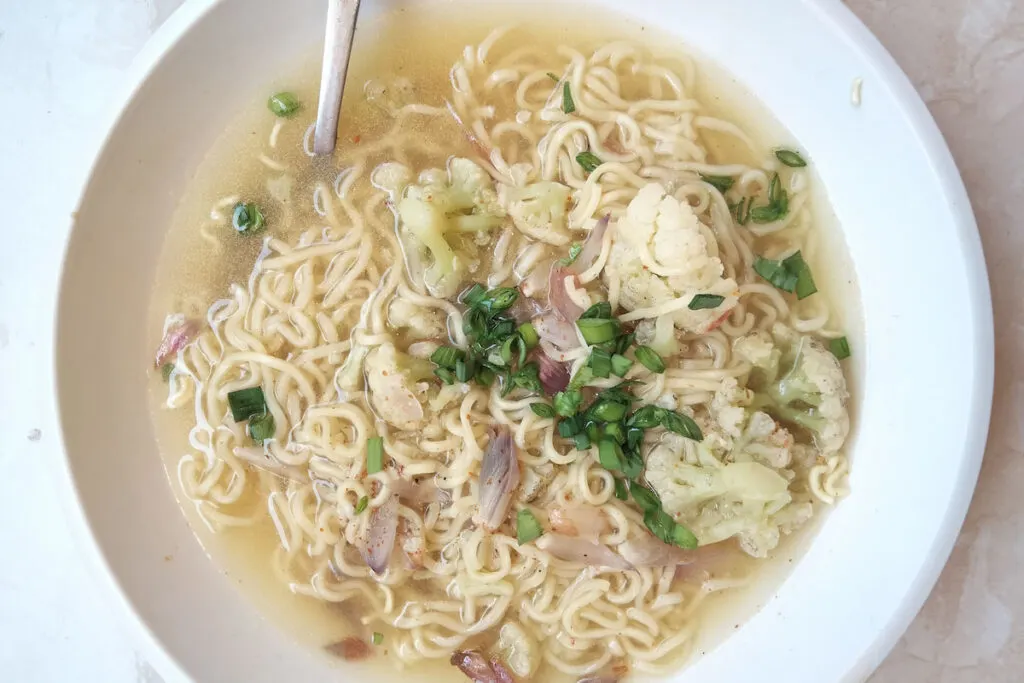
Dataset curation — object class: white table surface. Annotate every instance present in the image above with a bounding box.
[1,1,1020,681]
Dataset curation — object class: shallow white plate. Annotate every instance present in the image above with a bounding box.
[53,0,993,681]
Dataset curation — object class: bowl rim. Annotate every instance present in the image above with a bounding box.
[50,0,994,681]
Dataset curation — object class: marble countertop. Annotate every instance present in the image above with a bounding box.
[0,0,1019,681]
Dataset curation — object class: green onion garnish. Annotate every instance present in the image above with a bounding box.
[775,149,808,167]
[627,404,663,428]
[568,366,595,391]
[573,432,592,451]
[610,354,633,377]
[580,301,613,320]
[430,346,464,370]
[371,632,384,646]
[830,336,851,360]
[626,427,644,450]
[603,422,625,443]
[476,367,496,387]
[517,509,544,544]
[754,251,817,299]
[643,508,698,549]
[547,72,560,83]
[634,346,666,374]
[749,172,789,224]
[355,496,369,514]
[248,412,275,442]
[267,92,300,117]
[630,484,661,513]
[589,348,613,378]
[160,363,175,382]
[598,438,624,471]
[661,410,703,441]
[483,287,519,312]
[518,322,540,349]
[461,283,487,307]
[615,332,635,356]
[688,294,725,310]
[512,363,543,394]
[614,479,629,501]
[554,390,583,417]
[227,387,267,422]
[232,202,265,235]
[589,400,627,423]
[559,243,583,266]
[434,367,456,385]
[531,403,556,419]
[672,524,699,550]
[622,449,644,480]
[699,173,735,193]
[576,151,602,174]
[558,415,584,438]
[562,82,576,114]
[577,318,617,344]
[366,436,384,474]
[455,357,476,383]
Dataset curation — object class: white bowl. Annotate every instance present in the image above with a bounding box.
[54,0,994,681]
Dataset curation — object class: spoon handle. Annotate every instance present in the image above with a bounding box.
[313,0,361,156]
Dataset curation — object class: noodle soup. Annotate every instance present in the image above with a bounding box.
[149,4,858,681]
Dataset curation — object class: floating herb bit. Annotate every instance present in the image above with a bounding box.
[753,251,817,299]
[530,402,556,419]
[610,353,634,377]
[554,390,583,417]
[430,346,465,370]
[589,400,627,423]
[630,484,661,513]
[248,412,275,442]
[517,509,544,544]
[227,386,267,422]
[366,436,384,474]
[354,496,369,514]
[688,293,725,310]
[661,410,703,442]
[559,243,583,266]
[267,91,300,117]
[614,479,629,501]
[576,151,602,174]
[598,438,625,471]
[562,81,576,114]
[232,202,265,235]
[775,148,807,168]
[627,404,663,429]
[577,318,617,344]
[547,72,560,83]
[371,632,384,646]
[518,322,540,349]
[634,346,666,374]
[160,363,175,382]
[830,336,852,360]
[574,432,592,451]
[699,173,735,193]
[644,508,698,550]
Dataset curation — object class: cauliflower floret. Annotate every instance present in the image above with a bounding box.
[397,158,505,298]
[603,183,739,334]
[709,378,794,468]
[498,181,572,245]
[645,436,803,557]
[387,298,445,340]
[364,343,433,430]
[740,324,850,454]
[733,331,781,380]
[710,377,753,439]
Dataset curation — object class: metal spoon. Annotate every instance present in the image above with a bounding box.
[313,0,362,156]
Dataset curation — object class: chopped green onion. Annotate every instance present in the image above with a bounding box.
[576,151,602,174]
[355,496,369,514]
[562,82,576,114]
[634,346,666,374]
[614,479,629,501]
[511,363,542,393]
[787,252,818,300]
[754,251,816,299]
[462,307,487,338]
[775,149,807,167]
[248,412,275,442]
[630,484,661,513]
[830,336,852,360]
[483,287,519,312]
[580,301,613,320]
[500,336,516,364]
[462,283,487,307]
[614,332,636,356]
[517,509,544,544]
[598,438,624,471]
[626,427,644,450]
[559,243,583,266]
[434,367,456,385]
[554,389,583,417]
[160,363,175,382]
[610,354,633,377]
[430,346,464,369]
[547,72,560,82]
[603,422,625,443]
[455,358,476,383]
[518,322,540,349]
[476,367,496,387]
[622,449,644,480]
[568,366,595,391]
[596,381,640,406]
[573,432,592,451]
[661,411,703,441]
[688,294,725,311]
[734,196,752,225]
[588,348,613,378]
[232,202,265,235]
[371,632,384,646]
[749,173,790,224]
[589,400,627,423]
[227,387,267,422]
[699,173,735,193]
[577,318,617,344]
[558,415,585,438]
[366,436,384,474]
[267,92,300,117]
[531,403,556,419]
[627,404,663,428]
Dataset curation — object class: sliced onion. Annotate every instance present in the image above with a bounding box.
[574,214,610,274]
[324,637,373,661]
[232,447,307,483]
[474,427,519,532]
[536,533,633,571]
[451,650,502,683]
[548,265,584,321]
[491,659,516,683]
[509,293,545,323]
[153,318,201,367]
[388,476,440,506]
[536,353,570,395]
[548,506,610,540]
[578,661,629,683]
[618,536,697,567]
[361,494,399,575]
[533,313,579,351]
